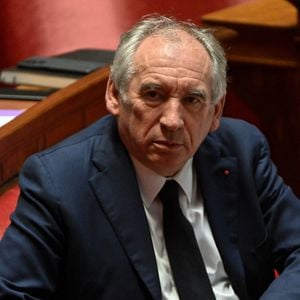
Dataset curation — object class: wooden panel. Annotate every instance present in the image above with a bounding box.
[0,67,110,186]
[202,0,299,66]
[202,0,300,195]
[202,0,298,28]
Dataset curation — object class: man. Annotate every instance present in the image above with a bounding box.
[0,15,300,300]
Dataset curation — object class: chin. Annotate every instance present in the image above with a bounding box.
[150,160,184,177]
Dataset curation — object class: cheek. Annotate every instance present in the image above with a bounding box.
[130,118,157,145]
[187,116,213,148]
[190,130,204,151]
[130,104,160,134]
[119,107,156,145]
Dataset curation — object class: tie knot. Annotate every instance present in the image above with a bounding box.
[159,180,179,207]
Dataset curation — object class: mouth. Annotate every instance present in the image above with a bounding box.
[152,140,184,151]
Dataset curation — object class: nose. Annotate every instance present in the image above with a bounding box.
[160,99,184,131]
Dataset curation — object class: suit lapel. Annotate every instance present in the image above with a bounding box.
[86,116,252,299]
[194,136,250,299]
[88,120,161,300]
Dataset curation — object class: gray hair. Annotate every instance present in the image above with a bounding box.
[111,15,227,104]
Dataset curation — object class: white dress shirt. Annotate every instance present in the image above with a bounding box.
[131,156,239,300]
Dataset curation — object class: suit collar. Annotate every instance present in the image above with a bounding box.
[194,135,250,299]
[88,117,250,299]
[89,117,161,300]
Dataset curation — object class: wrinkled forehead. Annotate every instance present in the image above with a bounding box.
[137,29,208,55]
[133,30,212,75]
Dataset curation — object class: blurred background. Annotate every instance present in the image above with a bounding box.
[0,0,299,194]
[0,0,249,69]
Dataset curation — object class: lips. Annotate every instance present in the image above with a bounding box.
[152,140,184,151]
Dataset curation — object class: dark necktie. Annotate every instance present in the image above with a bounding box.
[159,180,216,300]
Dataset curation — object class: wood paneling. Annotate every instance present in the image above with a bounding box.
[202,0,300,195]
[0,67,110,186]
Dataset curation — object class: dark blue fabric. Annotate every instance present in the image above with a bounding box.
[0,115,299,299]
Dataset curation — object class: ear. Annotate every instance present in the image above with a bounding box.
[209,96,225,132]
[105,76,120,116]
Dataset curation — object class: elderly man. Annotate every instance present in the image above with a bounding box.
[0,15,300,300]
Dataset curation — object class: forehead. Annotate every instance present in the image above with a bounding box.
[136,30,210,61]
[132,30,213,89]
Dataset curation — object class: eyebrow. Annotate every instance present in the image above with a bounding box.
[139,82,162,92]
[187,89,208,101]
[139,83,208,101]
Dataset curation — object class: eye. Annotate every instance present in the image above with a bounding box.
[146,90,161,100]
[139,83,166,105]
[142,89,165,106]
[182,89,208,110]
[183,96,206,107]
[184,96,201,104]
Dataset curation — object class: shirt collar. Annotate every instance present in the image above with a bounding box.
[131,156,194,208]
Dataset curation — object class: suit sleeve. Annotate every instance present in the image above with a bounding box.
[0,154,65,299]
[254,133,300,299]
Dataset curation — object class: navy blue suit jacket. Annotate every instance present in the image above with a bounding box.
[0,115,300,299]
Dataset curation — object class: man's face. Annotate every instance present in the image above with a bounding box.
[106,31,224,176]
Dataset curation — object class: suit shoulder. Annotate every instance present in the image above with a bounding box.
[219,117,261,134]
[216,117,265,141]
[23,115,115,170]
[206,117,269,157]
[19,115,117,190]
[39,115,113,156]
